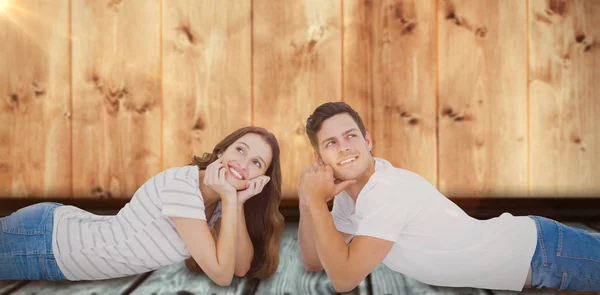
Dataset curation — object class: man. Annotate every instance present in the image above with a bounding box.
[297,102,600,292]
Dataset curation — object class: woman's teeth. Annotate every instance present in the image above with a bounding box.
[229,167,243,179]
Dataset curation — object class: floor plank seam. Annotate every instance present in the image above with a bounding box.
[365,274,373,295]
[121,271,155,295]
[586,221,600,232]
[1,281,30,295]
[245,278,261,295]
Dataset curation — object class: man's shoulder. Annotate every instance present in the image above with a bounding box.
[373,158,425,186]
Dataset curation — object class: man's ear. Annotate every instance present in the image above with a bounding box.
[365,131,373,152]
[313,151,324,165]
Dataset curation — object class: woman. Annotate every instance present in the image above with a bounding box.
[0,126,285,286]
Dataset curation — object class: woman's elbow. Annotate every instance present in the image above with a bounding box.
[234,267,249,277]
[210,268,235,286]
[214,275,234,287]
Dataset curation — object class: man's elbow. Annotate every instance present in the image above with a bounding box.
[303,263,323,272]
[301,258,323,272]
[330,275,360,293]
[331,279,358,293]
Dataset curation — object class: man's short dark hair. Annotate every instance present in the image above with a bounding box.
[305,102,367,150]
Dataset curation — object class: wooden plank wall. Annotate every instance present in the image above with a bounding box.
[438,0,529,197]
[0,0,598,200]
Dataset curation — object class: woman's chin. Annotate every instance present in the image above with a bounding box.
[225,175,246,190]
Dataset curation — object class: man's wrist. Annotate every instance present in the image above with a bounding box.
[301,198,327,212]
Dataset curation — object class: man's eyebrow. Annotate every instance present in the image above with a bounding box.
[320,128,359,146]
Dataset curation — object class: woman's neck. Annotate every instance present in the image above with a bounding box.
[198,170,222,207]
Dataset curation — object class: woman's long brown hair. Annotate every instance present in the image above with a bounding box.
[184,126,285,279]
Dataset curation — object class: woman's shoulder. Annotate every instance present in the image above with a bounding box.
[160,165,199,181]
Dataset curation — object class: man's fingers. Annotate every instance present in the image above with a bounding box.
[312,161,321,169]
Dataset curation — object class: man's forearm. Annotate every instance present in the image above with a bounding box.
[306,200,350,278]
[298,205,323,271]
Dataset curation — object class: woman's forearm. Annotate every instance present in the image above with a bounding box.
[213,197,238,285]
[234,203,254,276]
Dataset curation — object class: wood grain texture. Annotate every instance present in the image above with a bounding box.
[10,275,143,295]
[255,224,368,294]
[344,0,437,186]
[71,0,161,199]
[438,0,528,197]
[529,0,600,197]
[370,263,488,295]
[0,0,70,198]
[162,0,251,169]
[253,0,342,197]
[130,262,257,295]
[0,281,26,294]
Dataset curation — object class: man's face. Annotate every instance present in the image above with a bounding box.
[315,113,373,181]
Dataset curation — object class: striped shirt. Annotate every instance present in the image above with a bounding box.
[51,165,222,280]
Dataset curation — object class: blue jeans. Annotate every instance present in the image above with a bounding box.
[529,216,600,291]
[0,202,66,280]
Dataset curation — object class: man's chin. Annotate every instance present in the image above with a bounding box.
[333,171,360,182]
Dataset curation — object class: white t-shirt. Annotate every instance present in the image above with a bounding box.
[52,165,221,280]
[331,158,537,291]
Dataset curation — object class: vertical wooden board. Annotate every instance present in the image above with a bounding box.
[11,275,144,295]
[370,263,488,295]
[253,0,342,197]
[255,224,368,295]
[130,262,257,295]
[0,0,70,197]
[529,0,600,197]
[162,0,251,169]
[344,0,437,186]
[438,0,528,197]
[71,0,161,198]
[342,0,374,134]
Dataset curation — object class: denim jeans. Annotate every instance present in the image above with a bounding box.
[529,215,600,291]
[0,202,66,280]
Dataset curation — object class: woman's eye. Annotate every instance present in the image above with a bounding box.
[254,160,261,168]
[326,141,334,147]
[237,147,244,154]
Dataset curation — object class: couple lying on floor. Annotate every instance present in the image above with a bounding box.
[2,102,599,292]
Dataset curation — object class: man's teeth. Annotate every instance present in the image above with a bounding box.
[340,157,357,165]
[230,167,243,179]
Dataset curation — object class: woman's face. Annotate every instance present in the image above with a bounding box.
[218,133,273,190]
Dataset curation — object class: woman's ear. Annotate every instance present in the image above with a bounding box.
[217,153,222,159]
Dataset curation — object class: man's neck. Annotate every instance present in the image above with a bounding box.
[345,157,376,201]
